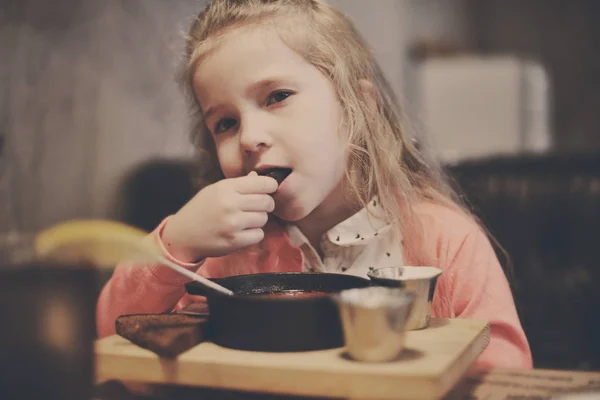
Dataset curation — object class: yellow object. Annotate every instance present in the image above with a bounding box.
[34,220,156,268]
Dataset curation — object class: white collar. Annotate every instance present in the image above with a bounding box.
[286,197,395,248]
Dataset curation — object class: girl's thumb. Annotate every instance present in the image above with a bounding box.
[247,171,258,177]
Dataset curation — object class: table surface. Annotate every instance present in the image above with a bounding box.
[93,368,600,400]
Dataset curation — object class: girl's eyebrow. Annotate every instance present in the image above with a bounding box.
[203,104,223,122]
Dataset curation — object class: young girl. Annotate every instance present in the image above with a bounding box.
[97,0,532,369]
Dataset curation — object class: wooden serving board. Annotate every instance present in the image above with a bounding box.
[95,318,490,400]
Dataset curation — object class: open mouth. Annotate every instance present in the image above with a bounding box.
[256,167,292,185]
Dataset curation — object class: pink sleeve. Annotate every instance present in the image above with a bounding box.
[433,225,533,369]
[95,217,204,338]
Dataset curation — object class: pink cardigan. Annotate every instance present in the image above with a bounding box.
[96,202,532,369]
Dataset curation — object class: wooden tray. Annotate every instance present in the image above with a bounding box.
[95,318,490,400]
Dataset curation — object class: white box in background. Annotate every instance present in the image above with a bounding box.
[416,56,552,164]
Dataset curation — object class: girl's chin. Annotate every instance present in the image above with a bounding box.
[272,199,313,223]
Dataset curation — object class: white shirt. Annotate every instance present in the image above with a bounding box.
[285,198,405,278]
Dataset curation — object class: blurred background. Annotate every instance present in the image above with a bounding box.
[1,0,599,230]
[1,0,599,371]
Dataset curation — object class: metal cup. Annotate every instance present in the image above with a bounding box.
[368,266,442,330]
[333,287,415,362]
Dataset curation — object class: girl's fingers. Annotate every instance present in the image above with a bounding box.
[241,212,269,229]
[233,228,265,248]
[234,175,278,194]
[240,194,275,212]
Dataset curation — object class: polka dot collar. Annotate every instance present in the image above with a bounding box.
[325,197,393,247]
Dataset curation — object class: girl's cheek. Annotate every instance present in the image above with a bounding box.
[216,148,241,178]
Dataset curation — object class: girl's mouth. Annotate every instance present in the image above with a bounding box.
[257,167,292,186]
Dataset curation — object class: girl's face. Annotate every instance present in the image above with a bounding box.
[192,27,348,222]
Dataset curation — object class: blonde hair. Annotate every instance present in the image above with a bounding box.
[178,0,474,263]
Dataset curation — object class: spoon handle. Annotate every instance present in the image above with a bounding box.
[156,255,234,296]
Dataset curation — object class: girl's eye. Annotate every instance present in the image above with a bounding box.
[214,118,237,134]
[266,90,293,106]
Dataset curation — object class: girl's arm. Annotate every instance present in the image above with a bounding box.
[95,216,297,338]
[413,203,533,369]
[440,225,533,369]
[95,217,203,338]
[97,174,279,337]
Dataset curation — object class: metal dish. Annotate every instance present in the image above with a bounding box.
[368,266,442,330]
[333,286,416,362]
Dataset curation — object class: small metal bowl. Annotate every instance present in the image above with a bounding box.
[368,266,442,330]
[333,287,416,362]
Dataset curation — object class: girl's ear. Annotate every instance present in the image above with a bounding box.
[359,79,378,115]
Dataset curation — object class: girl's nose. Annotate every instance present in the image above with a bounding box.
[239,117,272,154]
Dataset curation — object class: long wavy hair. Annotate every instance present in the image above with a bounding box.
[177,0,478,263]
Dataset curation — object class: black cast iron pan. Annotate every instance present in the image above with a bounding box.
[185,272,371,352]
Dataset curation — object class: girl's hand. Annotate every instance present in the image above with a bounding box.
[161,171,278,262]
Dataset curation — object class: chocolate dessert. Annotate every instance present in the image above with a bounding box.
[257,168,292,185]
[247,291,330,299]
